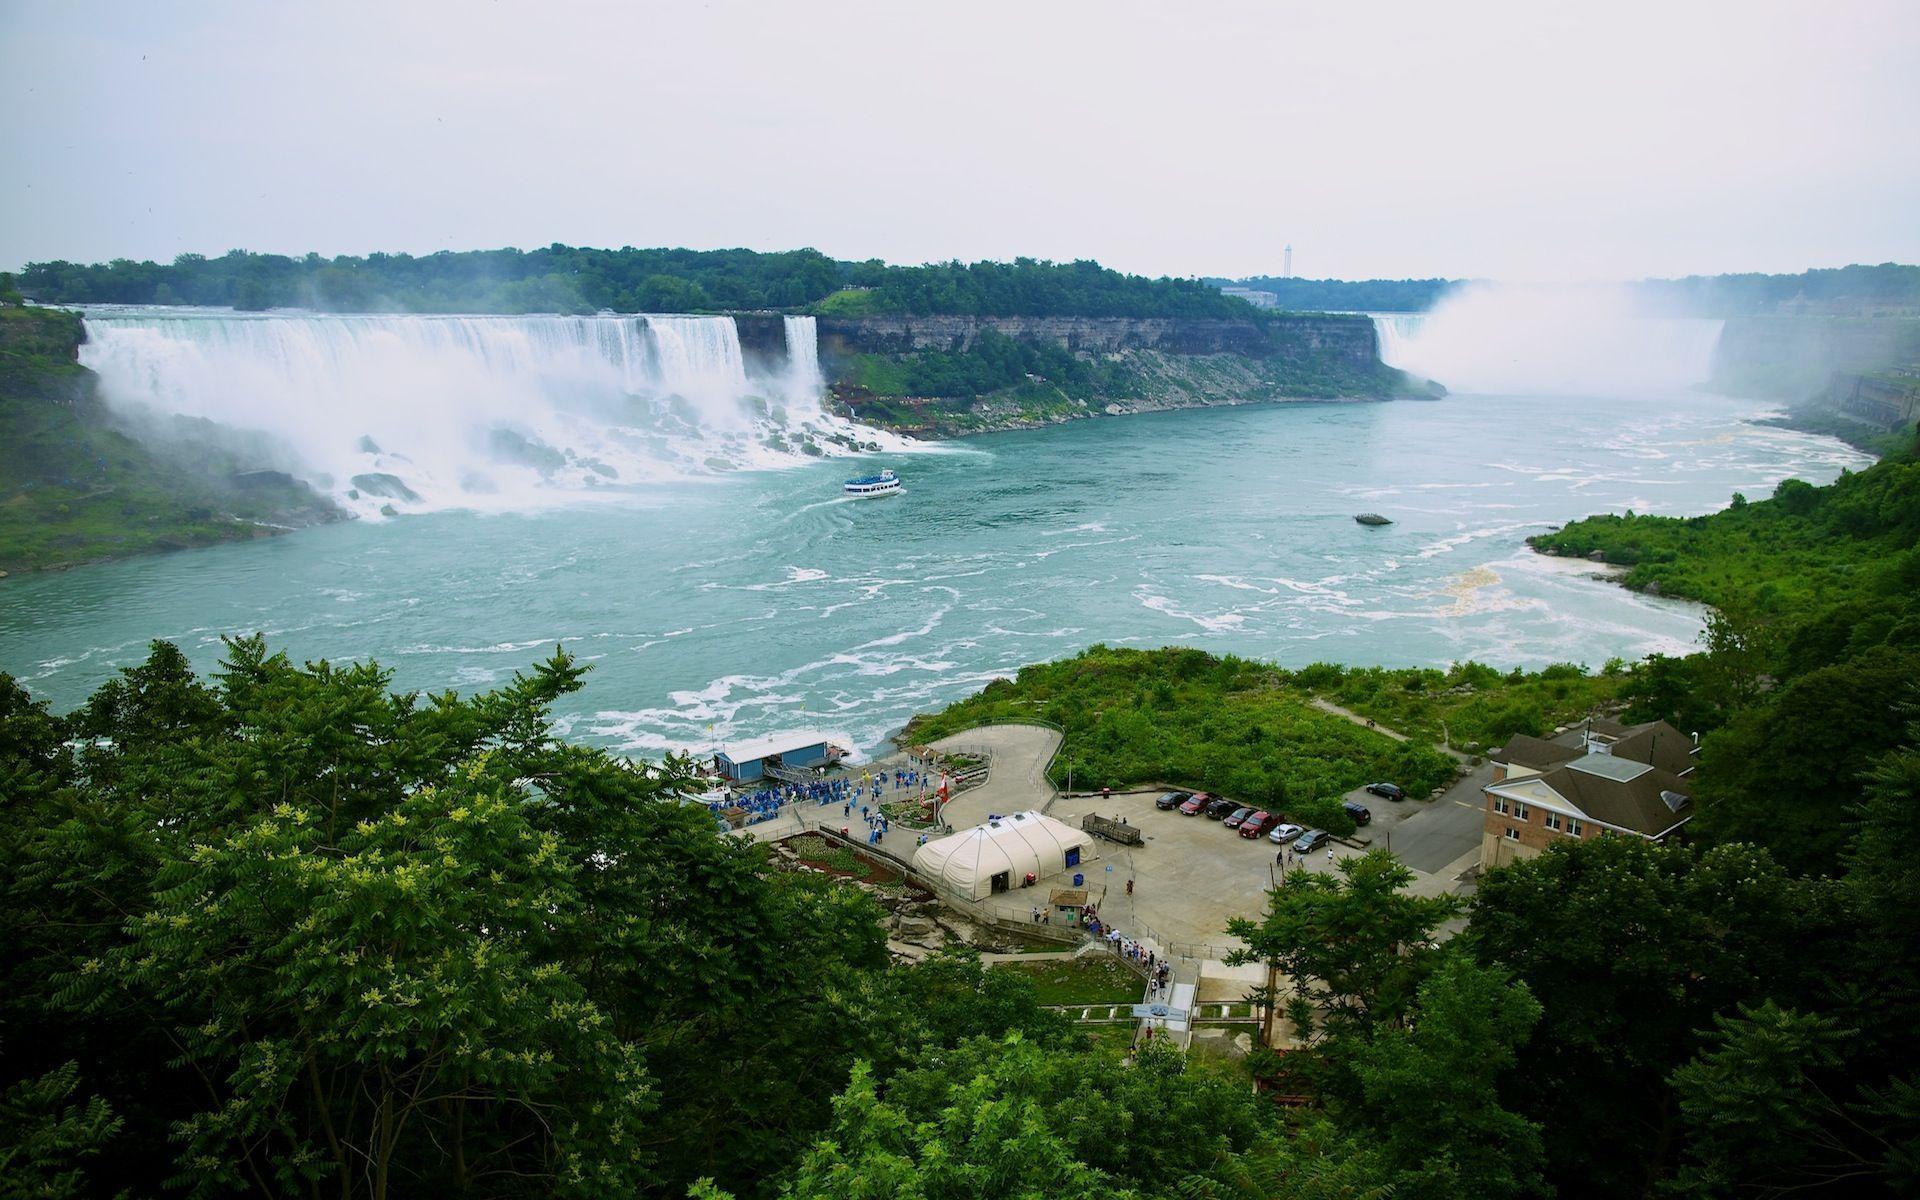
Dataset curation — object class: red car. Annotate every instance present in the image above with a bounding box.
[1238,810,1270,838]
[1178,791,1212,816]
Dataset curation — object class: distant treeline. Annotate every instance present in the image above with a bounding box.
[24,247,1918,319]
[1631,263,1920,316]
[16,247,1263,320]
[1212,263,1920,316]
[1208,276,1456,313]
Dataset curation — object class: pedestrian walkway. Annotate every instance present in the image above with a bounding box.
[1306,697,1469,761]
[929,724,1062,828]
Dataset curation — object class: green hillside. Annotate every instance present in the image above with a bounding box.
[0,301,337,574]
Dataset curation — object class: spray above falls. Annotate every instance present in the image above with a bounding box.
[78,309,899,516]
[1372,283,1725,397]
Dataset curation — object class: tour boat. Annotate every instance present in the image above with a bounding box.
[843,469,902,498]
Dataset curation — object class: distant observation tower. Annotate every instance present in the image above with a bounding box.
[1283,245,1293,278]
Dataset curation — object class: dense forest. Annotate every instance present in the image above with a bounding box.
[15,248,1264,320]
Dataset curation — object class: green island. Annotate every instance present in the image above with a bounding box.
[5,427,1919,1199]
[0,293,337,574]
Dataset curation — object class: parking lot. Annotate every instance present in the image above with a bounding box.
[1046,770,1490,947]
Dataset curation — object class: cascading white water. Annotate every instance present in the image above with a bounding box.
[1372,283,1725,396]
[78,308,897,516]
[782,315,824,409]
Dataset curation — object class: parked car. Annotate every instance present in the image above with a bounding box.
[1223,806,1254,829]
[1365,782,1406,801]
[1342,800,1373,825]
[1156,790,1190,810]
[1293,829,1329,853]
[1179,792,1212,816]
[1206,796,1239,820]
[1267,821,1304,845]
[1239,810,1270,838]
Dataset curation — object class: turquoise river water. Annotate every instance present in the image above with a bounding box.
[0,392,1869,759]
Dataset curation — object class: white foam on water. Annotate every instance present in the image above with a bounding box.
[78,307,909,517]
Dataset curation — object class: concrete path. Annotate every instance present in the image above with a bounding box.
[1307,697,1469,761]
[928,723,1064,829]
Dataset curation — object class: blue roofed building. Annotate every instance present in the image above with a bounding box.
[713,730,846,782]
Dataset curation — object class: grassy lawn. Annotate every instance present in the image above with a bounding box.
[993,956,1143,1007]
[1079,1023,1139,1054]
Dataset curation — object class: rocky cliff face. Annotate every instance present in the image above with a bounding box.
[817,312,1381,362]
[814,313,1426,437]
[1712,315,1920,399]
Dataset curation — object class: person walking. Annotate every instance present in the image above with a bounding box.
[1326,845,1335,866]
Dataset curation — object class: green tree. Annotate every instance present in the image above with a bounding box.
[0,640,927,1197]
[1693,646,1920,870]
[1468,837,1841,1198]
[1670,1002,1917,1199]
[766,1036,1270,1200]
[1345,951,1545,1200]
[0,1062,121,1200]
[1227,851,1460,1051]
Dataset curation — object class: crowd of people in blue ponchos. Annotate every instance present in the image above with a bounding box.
[706,764,936,829]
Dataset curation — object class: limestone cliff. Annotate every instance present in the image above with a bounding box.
[812,313,1434,437]
[1711,315,1920,400]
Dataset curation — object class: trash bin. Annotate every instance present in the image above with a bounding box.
[1073,872,1084,887]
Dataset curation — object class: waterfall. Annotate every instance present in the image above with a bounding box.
[782,315,824,409]
[1371,284,1725,396]
[77,308,897,516]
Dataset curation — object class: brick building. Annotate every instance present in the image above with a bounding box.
[1479,719,1697,871]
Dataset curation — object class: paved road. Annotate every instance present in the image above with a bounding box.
[1354,762,1491,874]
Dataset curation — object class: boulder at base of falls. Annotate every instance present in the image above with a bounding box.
[486,428,567,474]
[349,473,421,503]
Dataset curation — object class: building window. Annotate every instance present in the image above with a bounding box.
[1504,827,1520,841]
[1544,812,1562,831]
[1491,797,1509,815]
[1515,803,1531,821]
[1568,819,1585,836]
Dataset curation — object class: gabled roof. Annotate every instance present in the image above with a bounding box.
[1529,757,1693,837]
[1607,720,1697,776]
[1492,734,1585,772]
[1585,715,1644,739]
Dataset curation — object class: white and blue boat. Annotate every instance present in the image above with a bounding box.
[843,468,902,498]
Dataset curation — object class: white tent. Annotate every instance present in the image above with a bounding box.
[912,810,1093,901]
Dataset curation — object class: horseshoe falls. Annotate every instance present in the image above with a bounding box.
[1372,283,1725,396]
[77,309,897,516]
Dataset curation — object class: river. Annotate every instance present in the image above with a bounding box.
[0,388,1868,759]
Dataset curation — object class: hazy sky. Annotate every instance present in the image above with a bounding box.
[4,1,1916,281]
